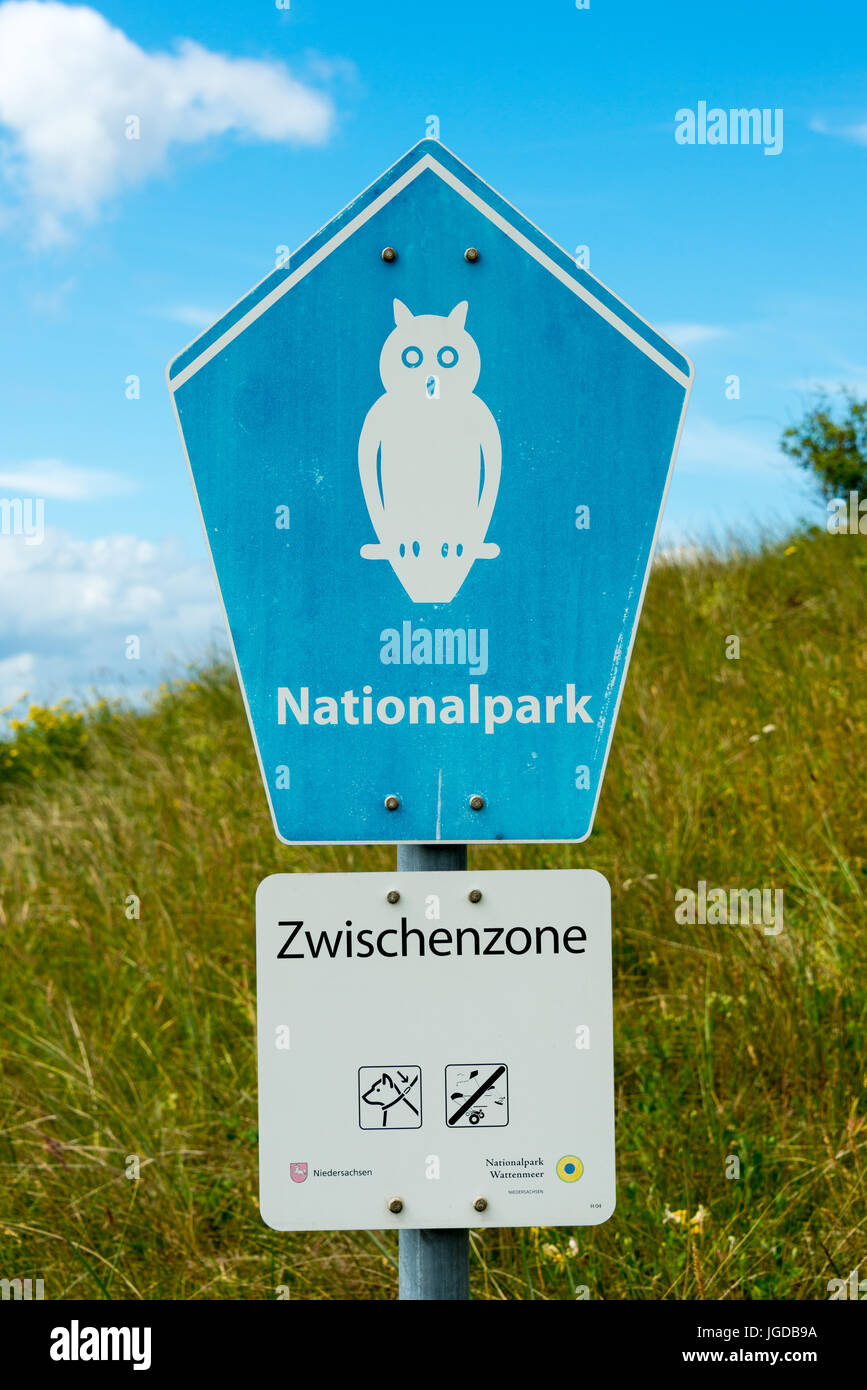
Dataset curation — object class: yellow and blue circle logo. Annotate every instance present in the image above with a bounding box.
[556,1155,583,1183]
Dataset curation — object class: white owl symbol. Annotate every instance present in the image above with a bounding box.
[358,298,501,603]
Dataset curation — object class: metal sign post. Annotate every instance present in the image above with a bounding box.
[396,841,469,1301]
[399,1226,469,1302]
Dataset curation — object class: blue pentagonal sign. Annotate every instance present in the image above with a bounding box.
[168,140,692,844]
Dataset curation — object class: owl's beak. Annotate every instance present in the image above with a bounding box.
[425,374,440,399]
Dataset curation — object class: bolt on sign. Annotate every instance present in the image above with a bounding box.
[257,870,614,1231]
[167,139,692,845]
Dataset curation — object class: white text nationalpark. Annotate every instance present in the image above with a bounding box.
[278,683,592,734]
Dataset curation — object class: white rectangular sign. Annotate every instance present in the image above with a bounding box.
[256,869,615,1230]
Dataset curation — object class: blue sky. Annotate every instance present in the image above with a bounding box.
[0,0,864,710]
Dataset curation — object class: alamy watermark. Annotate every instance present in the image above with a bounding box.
[827,493,867,535]
[675,881,784,936]
[1,1276,44,1299]
[828,1269,866,1299]
[50,1321,151,1370]
[675,102,783,156]
[0,497,44,545]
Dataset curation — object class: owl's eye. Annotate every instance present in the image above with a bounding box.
[401,346,423,368]
[437,346,459,368]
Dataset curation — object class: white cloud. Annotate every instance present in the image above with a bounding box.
[0,526,225,710]
[674,415,792,478]
[157,304,222,329]
[789,369,867,397]
[29,276,76,314]
[654,541,705,565]
[0,651,35,709]
[0,1,335,244]
[810,116,867,145]
[0,458,135,500]
[658,322,728,348]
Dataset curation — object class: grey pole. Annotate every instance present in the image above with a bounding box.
[397,842,470,1301]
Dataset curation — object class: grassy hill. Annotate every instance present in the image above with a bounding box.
[1,527,865,1300]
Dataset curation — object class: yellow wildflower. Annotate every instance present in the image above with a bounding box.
[689,1205,710,1234]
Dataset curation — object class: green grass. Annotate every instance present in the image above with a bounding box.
[1,526,866,1300]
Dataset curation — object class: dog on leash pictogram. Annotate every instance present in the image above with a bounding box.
[358,1066,422,1130]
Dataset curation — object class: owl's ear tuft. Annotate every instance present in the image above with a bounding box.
[393,298,413,326]
[448,300,468,329]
